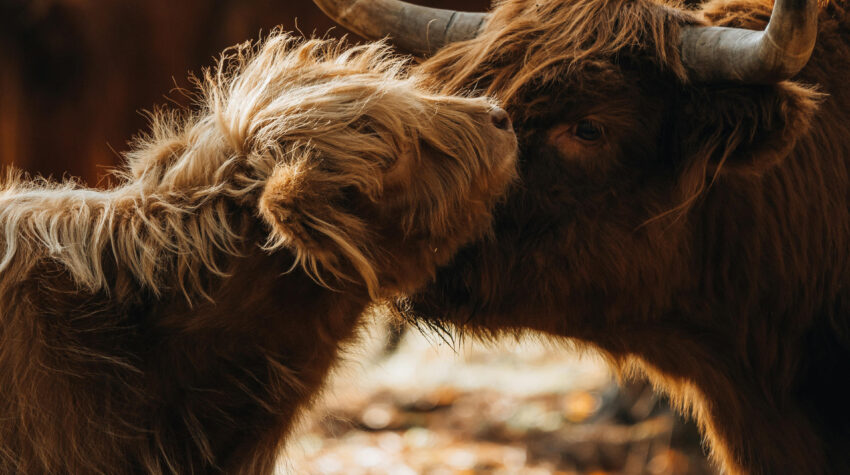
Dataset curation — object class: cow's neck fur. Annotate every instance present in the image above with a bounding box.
[411,0,850,473]
[556,6,850,473]
[632,4,850,473]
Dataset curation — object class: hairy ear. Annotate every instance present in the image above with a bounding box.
[258,163,379,294]
[677,81,822,177]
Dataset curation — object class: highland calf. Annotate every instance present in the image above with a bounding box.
[0,33,517,474]
[317,0,850,473]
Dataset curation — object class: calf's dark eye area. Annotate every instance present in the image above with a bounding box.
[575,120,604,142]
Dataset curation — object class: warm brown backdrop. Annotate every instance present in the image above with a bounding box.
[0,0,490,184]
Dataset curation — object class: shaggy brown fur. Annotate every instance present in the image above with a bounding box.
[0,32,517,474]
[401,0,850,473]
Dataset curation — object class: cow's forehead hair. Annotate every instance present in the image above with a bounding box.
[418,0,695,106]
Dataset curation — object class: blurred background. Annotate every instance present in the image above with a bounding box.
[1,1,714,473]
[284,318,714,474]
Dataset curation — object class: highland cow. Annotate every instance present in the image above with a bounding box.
[317,0,850,473]
[0,33,517,474]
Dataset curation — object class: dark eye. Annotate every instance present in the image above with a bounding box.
[575,120,604,142]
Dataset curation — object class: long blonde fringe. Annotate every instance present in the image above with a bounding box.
[0,32,448,301]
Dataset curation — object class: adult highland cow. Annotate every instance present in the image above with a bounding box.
[0,33,517,474]
[316,0,850,473]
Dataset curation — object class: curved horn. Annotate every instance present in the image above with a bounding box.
[312,0,487,55]
[680,0,818,83]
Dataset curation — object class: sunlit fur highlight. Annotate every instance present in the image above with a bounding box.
[0,33,505,301]
[0,31,516,474]
[425,0,689,100]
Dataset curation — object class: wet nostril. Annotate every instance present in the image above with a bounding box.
[489,107,512,131]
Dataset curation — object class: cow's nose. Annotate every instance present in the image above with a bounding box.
[490,107,512,131]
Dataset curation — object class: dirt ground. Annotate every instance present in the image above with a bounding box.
[282,312,716,475]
